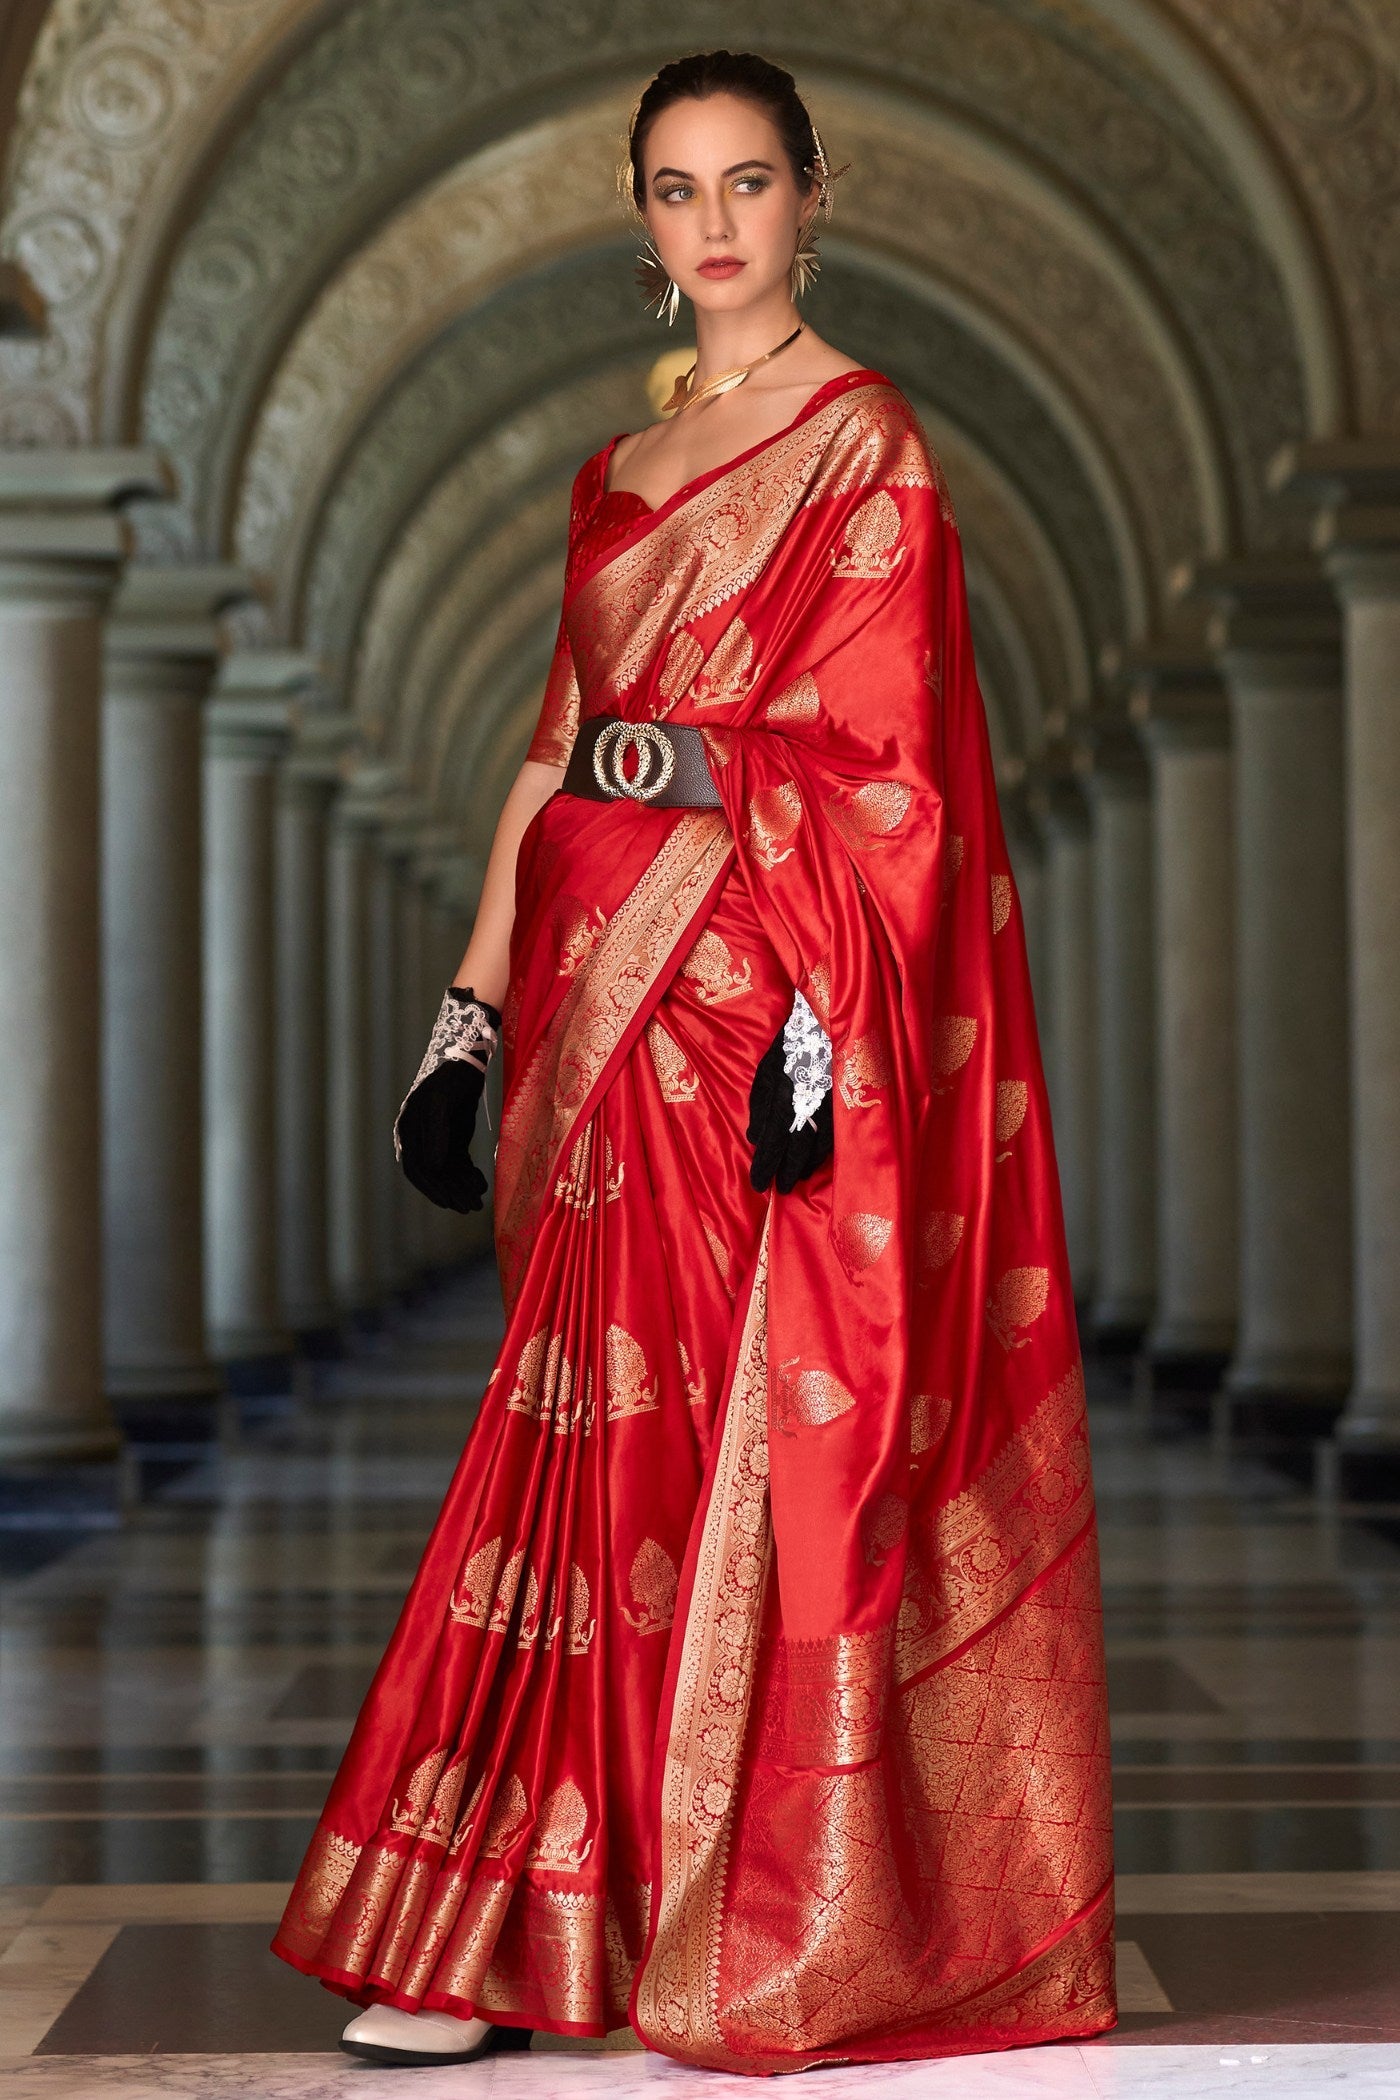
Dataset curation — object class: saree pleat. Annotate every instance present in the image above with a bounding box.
[274,368,1115,2066]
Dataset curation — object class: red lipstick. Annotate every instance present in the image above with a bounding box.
[696,257,746,279]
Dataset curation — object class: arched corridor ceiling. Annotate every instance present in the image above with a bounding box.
[3,0,1397,831]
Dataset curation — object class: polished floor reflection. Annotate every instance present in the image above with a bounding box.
[2,1269,1399,2093]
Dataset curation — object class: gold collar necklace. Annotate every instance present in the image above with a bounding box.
[662,320,806,416]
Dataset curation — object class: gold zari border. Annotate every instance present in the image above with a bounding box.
[494,811,732,1299]
[632,1214,774,2064]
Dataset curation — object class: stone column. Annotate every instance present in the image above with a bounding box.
[0,450,170,1464]
[1187,560,1351,1406]
[203,654,306,1373]
[327,789,381,1318]
[365,839,403,1300]
[1274,443,1400,1447]
[276,704,354,1344]
[102,567,252,1421]
[1086,722,1157,1342]
[1040,770,1098,1301]
[1131,659,1238,1367]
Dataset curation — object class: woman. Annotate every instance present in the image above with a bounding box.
[272,49,1116,2073]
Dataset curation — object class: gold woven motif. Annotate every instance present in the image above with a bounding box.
[693,615,759,708]
[833,1210,893,1272]
[837,1030,891,1109]
[479,1774,530,1859]
[823,779,914,850]
[646,1017,699,1103]
[916,1209,965,1280]
[996,1078,1030,1158]
[622,1537,680,1634]
[764,671,821,724]
[987,1265,1051,1350]
[486,1549,525,1636]
[774,1356,858,1434]
[605,1322,659,1418]
[555,898,608,979]
[525,1779,593,1873]
[910,1393,952,1457]
[678,1337,708,1407]
[862,1490,909,1566]
[933,1014,979,1089]
[680,927,753,1004]
[747,781,803,870]
[830,489,906,580]
[449,1535,502,1628]
[660,630,705,701]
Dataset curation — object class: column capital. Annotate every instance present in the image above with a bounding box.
[217,647,323,700]
[1172,555,1341,690]
[1270,440,1400,602]
[330,762,407,837]
[106,564,258,681]
[1118,647,1230,754]
[0,446,174,607]
[282,706,358,799]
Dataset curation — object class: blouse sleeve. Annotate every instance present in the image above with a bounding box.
[524,607,581,768]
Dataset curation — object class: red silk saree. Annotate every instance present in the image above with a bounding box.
[273,367,1116,2069]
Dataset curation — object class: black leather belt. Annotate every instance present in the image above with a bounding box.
[561,714,721,808]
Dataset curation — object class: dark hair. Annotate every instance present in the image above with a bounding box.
[627,50,822,211]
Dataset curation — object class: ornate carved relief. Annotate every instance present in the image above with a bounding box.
[0,0,299,444]
[233,99,633,583]
[1171,0,1400,428]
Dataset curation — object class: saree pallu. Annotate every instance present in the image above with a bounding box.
[272,368,1116,2069]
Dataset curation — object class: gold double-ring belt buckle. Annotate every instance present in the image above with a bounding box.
[591,720,678,803]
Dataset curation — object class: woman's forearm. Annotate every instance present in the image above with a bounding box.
[449,758,565,1008]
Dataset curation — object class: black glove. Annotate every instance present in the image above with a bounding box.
[747,990,834,1195]
[394,986,501,1213]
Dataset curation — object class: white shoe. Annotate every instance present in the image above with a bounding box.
[340,2002,496,2064]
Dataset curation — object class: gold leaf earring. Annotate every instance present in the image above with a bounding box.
[635,236,681,326]
[790,224,821,301]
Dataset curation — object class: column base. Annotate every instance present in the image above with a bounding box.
[1145,1338,1231,1398]
[0,1414,122,1465]
[105,1356,223,1403]
[110,1391,224,1462]
[1225,1348,1351,1405]
[220,1351,296,1399]
[1089,1291,1153,1351]
[1334,1393,1400,1450]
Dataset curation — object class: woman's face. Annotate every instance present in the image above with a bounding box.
[639,91,816,314]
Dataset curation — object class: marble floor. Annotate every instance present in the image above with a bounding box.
[2,1268,1398,2096]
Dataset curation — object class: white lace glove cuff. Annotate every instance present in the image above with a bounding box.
[393,988,499,1160]
[782,988,832,1132]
